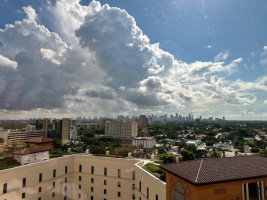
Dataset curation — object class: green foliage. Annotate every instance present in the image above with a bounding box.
[0,137,5,144]
[52,138,63,149]
[143,163,166,182]
[201,136,218,146]
[157,145,167,154]
[250,147,260,153]
[179,149,195,161]
[259,149,267,157]
[159,154,176,164]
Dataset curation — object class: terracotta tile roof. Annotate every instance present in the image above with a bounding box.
[160,156,267,185]
[24,137,53,143]
[12,147,51,155]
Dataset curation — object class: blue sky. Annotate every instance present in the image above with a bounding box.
[0,0,266,119]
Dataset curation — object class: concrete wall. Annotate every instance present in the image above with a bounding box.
[135,160,166,200]
[0,154,166,200]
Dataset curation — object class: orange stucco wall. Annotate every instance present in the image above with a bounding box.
[165,171,267,200]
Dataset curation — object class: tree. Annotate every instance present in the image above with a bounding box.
[179,149,195,161]
[251,147,260,153]
[0,137,5,145]
[52,138,63,149]
[259,149,267,157]
[159,154,177,164]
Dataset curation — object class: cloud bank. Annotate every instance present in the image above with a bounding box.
[0,0,266,119]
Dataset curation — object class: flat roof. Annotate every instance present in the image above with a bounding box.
[160,155,267,185]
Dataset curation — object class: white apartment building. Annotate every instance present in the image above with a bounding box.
[0,154,166,200]
[105,120,138,138]
[133,137,156,149]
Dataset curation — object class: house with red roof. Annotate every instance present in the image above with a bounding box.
[161,156,267,200]
[24,137,53,149]
[12,147,51,165]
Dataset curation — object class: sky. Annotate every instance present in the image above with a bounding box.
[0,0,266,120]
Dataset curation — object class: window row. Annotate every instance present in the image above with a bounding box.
[79,165,128,178]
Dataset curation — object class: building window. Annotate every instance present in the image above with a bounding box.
[90,196,93,200]
[104,180,107,185]
[52,191,55,197]
[104,167,107,176]
[53,169,56,178]
[132,171,135,180]
[175,182,184,194]
[118,169,121,178]
[65,186,67,192]
[214,188,226,195]
[118,182,121,187]
[104,189,107,194]
[91,178,94,183]
[91,187,94,192]
[79,176,82,181]
[132,184,135,190]
[118,191,121,197]
[79,165,82,172]
[39,187,42,193]
[171,179,174,185]
[147,187,149,198]
[139,181,141,192]
[65,178,67,183]
[139,197,141,200]
[64,196,66,200]
[156,194,158,200]
[132,194,135,200]
[65,166,68,174]
[22,178,26,188]
[39,173,42,182]
[78,193,81,199]
[38,197,41,200]
[79,185,81,190]
[22,192,25,199]
[91,166,94,174]
[53,182,55,187]
[186,188,190,195]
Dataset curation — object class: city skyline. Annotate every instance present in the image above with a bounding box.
[0,0,267,120]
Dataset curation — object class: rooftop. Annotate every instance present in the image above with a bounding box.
[160,155,267,185]
[24,137,53,143]
[12,147,51,155]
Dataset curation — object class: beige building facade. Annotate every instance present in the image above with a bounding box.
[105,120,138,138]
[0,154,165,200]
[0,130,45,145]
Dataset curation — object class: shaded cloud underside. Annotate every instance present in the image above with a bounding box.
[0,0,266,119]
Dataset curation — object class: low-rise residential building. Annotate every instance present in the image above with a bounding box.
[213,142,233,151]
[12,147,50,165]
[24,137,53,149]
[161,156,267,200]
[133,137,156,149]
[186,140,201,147]
[243,145,251,153]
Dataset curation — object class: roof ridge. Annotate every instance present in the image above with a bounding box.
[195,158,204,183]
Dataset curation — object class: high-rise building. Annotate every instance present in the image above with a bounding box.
[105,120,138,138]
[139,115,148,127]
[36,118,77,142]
